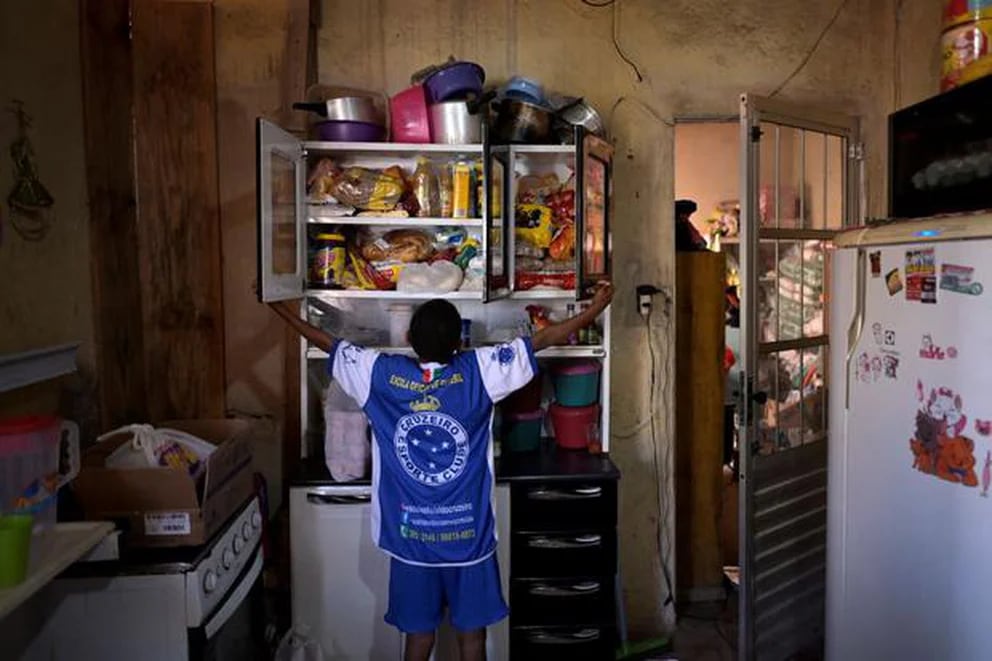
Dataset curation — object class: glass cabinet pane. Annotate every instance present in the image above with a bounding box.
[272,154,298,276]
[579,133,612,297]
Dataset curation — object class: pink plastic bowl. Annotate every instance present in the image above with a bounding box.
[390,85,431,143]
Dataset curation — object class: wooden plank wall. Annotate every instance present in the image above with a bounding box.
[82,0,225,427]
[675,251,727,600]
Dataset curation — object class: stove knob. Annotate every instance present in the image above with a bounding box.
[251,511,262,530]
[222,547,234,569]
[203,570,218,593]
[242,521,252,540]
[233,534,245,555]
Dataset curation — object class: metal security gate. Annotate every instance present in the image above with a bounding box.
[737,95,860,661]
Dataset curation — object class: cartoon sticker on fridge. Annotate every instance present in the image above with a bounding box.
[909,381,978,487]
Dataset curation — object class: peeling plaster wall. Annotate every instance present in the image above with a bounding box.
[0,1,95,421]
[314,0,914,635]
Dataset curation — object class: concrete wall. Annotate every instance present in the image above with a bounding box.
[0,1,96,423]
[309,0,939,635]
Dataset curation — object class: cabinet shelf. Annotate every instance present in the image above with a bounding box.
[510,290,577,300]
[302,141,484,155]
[307,289,483,301]
[307,344,604,360]
[0,343,79,393]
[306,210,484,227]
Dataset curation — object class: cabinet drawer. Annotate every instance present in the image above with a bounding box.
[511,577,614,626]
[511,481,617,532]
[512,529,616,577]
[511,626,615,660]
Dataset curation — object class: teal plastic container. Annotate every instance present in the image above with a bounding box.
[504,411,543,453]
[552,361,602,407]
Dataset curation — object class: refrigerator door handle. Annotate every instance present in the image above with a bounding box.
[845,248,867,409]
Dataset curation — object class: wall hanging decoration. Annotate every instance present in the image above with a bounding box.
[7,100,54,241]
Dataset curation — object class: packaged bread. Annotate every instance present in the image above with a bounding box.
[330,166,405,211]
[360,229,434,263]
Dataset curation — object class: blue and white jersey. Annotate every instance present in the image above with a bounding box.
[329,337,538,566]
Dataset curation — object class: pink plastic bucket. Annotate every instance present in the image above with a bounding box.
[390,85,431,143]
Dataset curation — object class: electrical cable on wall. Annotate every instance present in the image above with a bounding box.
[579,0,644,82]
[768,0,851,97]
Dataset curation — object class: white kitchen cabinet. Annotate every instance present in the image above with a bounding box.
[290,484,510,661]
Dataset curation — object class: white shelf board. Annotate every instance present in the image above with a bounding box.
[307,289,483,301]
[302,141,484,154]
[307,211,484,227]
[307,344,604,360]
[510,289,577,300]
[510,145,576,154]
[0,521,114,620]
[0,343,79,393]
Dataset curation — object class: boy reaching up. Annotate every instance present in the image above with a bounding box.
[269,283,613,661]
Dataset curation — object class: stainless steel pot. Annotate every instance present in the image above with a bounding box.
[293,96,385,125]
[492,98,552,144]
[429,101,483,144]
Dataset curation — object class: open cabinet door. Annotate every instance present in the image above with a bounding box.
[737,95,860,660]
[577,130,614,300]
[485,143,511,302]
[256,118,305,302]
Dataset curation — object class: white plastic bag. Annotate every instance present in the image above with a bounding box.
[274,625,324,661]
[100,424,214,477]
[397,261,463,293]
[323,383,370,482]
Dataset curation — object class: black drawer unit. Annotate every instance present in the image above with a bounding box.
[511,626,617,660]
[507,463,619,661]
[511,481,617,532]
[510,577,614,626]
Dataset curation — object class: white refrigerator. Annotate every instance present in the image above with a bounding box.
[826,214,992,660]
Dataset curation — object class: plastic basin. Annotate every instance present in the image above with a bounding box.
[504,410,543,453]
[552,361,602,407]
[549,403,600,451]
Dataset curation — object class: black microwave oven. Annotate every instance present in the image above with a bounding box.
[889,74,992,219]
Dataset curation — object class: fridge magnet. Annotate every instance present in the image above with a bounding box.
[939,263,983,296]
[857,352,872,382]
[886,269,903,296]
[869,251,882,277]
[975,420,992,437]
[983,452,991,497]
[919,334,955,360]
[905,248,937,303]
[909,384,978,487]
[883,354,900,379]
[871,356,882,381]
[872,322,883,345]
[884,330,896,346]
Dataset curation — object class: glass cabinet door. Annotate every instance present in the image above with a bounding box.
[484,143,511,302]
[577,131,613,300]
[256,118,305,302]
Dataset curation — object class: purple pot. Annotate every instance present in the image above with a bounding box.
[423,61,486,103]
[313,120,386,142]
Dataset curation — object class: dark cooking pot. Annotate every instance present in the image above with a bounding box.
[492,98,552,144]
[313,120,386,142]
[422,61,486,104]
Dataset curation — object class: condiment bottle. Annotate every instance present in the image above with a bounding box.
[412,157,439,217]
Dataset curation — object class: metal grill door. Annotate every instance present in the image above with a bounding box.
[737,94,860,661]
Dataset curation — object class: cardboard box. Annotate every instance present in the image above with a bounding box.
[72,420,254,548]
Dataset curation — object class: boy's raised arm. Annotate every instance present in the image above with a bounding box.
[531,283,614,351]
[269,300,335,353]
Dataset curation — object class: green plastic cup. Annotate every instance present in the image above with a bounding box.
[0,514,33,588]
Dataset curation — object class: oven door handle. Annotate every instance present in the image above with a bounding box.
[203,549,263,639]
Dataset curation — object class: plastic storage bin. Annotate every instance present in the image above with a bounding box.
[0,416,76,527]
[504,411,544,453]
[551,361,602,407]
[550,403,600,450]
[390,85,432,143]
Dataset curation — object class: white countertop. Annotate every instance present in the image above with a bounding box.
[0,521,114,620]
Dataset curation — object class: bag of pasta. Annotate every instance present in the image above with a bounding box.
[330,166,405,211]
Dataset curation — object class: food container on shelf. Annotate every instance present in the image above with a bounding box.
[504,410,544,453]
[0,415,79,531]
[943,0,992,30]
[312,120,387,142]
[503,372,544,415]
[549,403,600,451]
[422,61,486,103]
[941,18,992,91]
[551,360,602,407]
[390,85,432,143]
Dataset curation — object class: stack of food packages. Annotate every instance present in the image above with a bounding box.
[514,171,576,291]
[761,243,824,342]
[306,157,489,292]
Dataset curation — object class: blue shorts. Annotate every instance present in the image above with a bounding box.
[384,555,509,633]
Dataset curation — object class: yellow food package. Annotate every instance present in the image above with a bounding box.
[515,204,553,249]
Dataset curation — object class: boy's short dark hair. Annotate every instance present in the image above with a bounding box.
[409,299,462,363]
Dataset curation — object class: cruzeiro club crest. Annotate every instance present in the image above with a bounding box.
[394,412,470,486]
